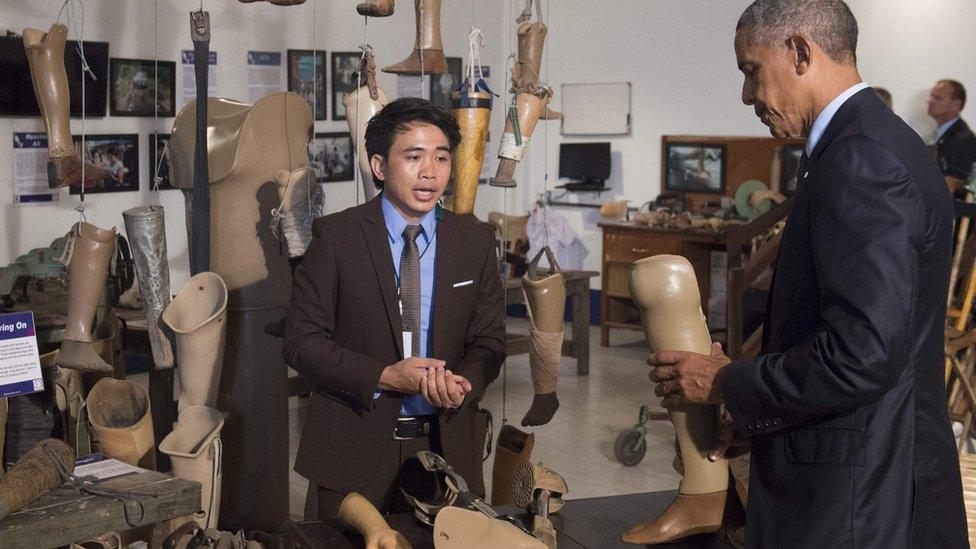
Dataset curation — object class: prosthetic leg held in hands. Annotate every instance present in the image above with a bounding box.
[343,49,388,200]
[123,206,174,369]
[57,222,117,374]
[23,24,108,189]
[383,0,447,74]
[621,255,730,545]
[450,29,494,216]
[521,247,564,427]
[160,405,224,530]
[339,492,413,549]
[87,378,156,470]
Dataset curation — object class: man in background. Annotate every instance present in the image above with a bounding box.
[928,79,976,185]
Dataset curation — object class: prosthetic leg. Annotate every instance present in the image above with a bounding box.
[513,462,567,549]
[356,0,394,16]
[159,405,224,530]
[160,272,228,411]
[57,222,117,374]
[0,438,74,519]
[273,166,322,259]
[520,248,564,427]
[433,507,546,549]
[382,0,447,75]
[343,49,388,200]
[491,424,535,506]
[123,206,174,369]
[488,90,548,188]
[338,492,412,548]
[621,255,729,545]
[450,45,493,216]
[87,378,156,470]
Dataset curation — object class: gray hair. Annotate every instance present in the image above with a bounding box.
[737,0,858,64]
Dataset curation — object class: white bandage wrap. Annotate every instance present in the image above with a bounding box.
[499,132,530,161]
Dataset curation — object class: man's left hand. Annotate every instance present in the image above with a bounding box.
[649,342,731,408]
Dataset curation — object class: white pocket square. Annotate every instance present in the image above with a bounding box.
[452,280,474,288]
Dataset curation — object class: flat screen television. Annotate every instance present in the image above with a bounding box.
[559,142,611,184]
[0,35,108,117]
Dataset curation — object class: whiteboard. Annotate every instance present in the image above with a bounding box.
[560,82,631,135]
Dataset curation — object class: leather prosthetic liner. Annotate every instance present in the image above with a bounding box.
[0,438,73,519]
[357,0,394,16]
[339,492,413,548]
[491,424,535,506]
[343,53,388,200]
[451,89,492,216]
[87,378,156,470]
[273,167,323,259]
[123,206,174,369]
[57,222,117,374]
[382,0,447,75]
[159,405,224,530]
[489,90,548,188]
[161,272,228,411]
[520,249,565,427]
[621,254,728,545]
[433,507,546,549]
[22,24,108,189]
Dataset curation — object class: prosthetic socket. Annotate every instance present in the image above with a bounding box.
[22,23,108,189]
[357,0,394,17]
[123,206,174,369]
[383,0,447,74]
[491,424,535,506]
[273,167,323,259]
[343,51,388,200]
[0,438,74,520]
[160,405,224,530]
[57,222,117,374]
[451,81,493,216]
[339,492,412,549]
[433,507,546,549]
[87,378,156,470]
[520,248,565,427]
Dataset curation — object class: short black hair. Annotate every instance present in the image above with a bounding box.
[363,97,461,189]
[737,0,859,65]
[939,79,967,110]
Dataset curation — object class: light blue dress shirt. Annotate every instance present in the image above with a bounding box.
[806,82,871,156]
[377,193,438,416]
[935,117,960,143]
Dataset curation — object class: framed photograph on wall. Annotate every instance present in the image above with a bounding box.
[429,57,463,111]
[331,51,361,121]
[287,49,327,120]
[309,132,354,183]
[780,144,804,195]
[664,142,726,194]
[109,58,175,117]
[148,133,175,190]
[69,133,139,194]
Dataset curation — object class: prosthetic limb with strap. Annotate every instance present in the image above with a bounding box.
[450,29,494,216]
[520,247,564,427]
[343,49,388,201]
[488,88,549,188]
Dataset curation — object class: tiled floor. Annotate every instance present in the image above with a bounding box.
[286,318,680,520]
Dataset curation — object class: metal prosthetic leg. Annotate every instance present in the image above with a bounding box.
[343,51,388,200]
[339,492,412,549]
[160,272,228,411]
[491,424,535,506]
[488,90,547,188]
[356,0,394,17]
[22,23,108,189]
[159,405,224,530]
[87,378,156,470]
[383,0,447,75]
[621,255,729,545]
[57,222,117,374]
[0,438,74,519]
[520,248,565,427]
[123,206,174,369]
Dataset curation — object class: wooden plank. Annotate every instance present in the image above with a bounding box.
[0,471,200,549]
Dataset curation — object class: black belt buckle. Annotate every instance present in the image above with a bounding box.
[394,416,432,441]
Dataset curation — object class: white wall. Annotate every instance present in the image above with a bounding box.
[1,0,974,291]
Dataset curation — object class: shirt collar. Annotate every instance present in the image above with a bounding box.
[381,192,437,244]
[806,82,870,156]
[936,117,960,142]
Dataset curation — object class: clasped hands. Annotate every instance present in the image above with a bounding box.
[378,357,471,409]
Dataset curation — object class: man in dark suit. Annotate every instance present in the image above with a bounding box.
[928,79,976,183]
[648,1,968,547]
[283,98,505,518]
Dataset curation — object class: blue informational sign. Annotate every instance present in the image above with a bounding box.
[0,311,44,397]
[247,51,281,66]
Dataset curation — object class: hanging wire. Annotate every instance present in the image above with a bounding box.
[353,14,370,206]
[419,0,426,99]
[58,0,91,220]
[542,0,550,249]
[499,0,517,427]
[151,0,161,199]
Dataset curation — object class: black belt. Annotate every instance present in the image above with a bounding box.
[394,415,436,441]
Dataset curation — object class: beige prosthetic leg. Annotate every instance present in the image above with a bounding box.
[520,248,565,427]
[451,90,492,215]
[87,378,156,470]
[22,24,108,189]
[621,255,729,545]
[161,272,228,411]
[433,507,546,549]
[159,405,224,530]
[0,438,74,519]
[57,222,117,374]
[489,90,547,188]
[339,492,412,548]
[357,0,394,16]
[383,0,447,75]
[343,51,388,200]
[491,424,535,506]
[274,167,322,258]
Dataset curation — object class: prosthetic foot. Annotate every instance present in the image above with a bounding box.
[23,24,108,189]
[489,90,548,188]
[161,272,228,411]
[343,50,388,200]
[87,378,156,470]
[382,0,447,75]
[513,462,567,513]
[521,248,565,427]
[0,438,74,519]
[451,85,492,215]
[621,255,730,545]
[123,206,174,369]
[433,507,546,549]
[339,492,412,548]
[159,405,224,530]
[491,425,535,506]
[56,222,117,374]
[356,0,394,16]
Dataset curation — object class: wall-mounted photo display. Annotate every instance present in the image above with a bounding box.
[664,142,726,194]
[780,144,804,196]
[109,58,175,117]
[429,57,463,111]
[288,49,327,121]
[331,51,361,121]
[148,133,175,190]
[69,133,139,194]
[309,132,354,183]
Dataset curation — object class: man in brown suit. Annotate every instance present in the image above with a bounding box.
[283,97,505,519]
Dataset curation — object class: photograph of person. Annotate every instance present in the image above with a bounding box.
[308,132,354,182]
[109,58,175,117]
[288,49,327,120]
[69,134,139,194]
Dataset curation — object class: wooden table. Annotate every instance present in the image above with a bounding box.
[0,470,200,549]
[504,270,599,376]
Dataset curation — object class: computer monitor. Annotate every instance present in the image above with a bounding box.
[559,142,611,185]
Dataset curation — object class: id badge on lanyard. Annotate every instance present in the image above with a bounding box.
[398,292,412,359]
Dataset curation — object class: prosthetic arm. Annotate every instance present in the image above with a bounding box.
[339,492,412,549]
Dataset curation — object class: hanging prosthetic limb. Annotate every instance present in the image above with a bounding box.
[520,247,564,427]
[339,492,413,549]
[491,424,535,506]
[621,255,730,545]
[383,0,447,75]
[123,206,174,369]
[451,29,494,216]
[343,49,388,201]
[22,24,108,189]
[56,222,117,374]
[87,378,156,470]
[0,438,74,519]
[238,0,307,6]
[488,89,548,188]
[160,272,228,411]
[356,0,394,17]
[160,405,224,530]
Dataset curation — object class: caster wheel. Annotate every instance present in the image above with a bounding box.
[614,428,647,466]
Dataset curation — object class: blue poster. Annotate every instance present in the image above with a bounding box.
[0,311,43,397]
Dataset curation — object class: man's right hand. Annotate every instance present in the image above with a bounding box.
[377,357,446,394]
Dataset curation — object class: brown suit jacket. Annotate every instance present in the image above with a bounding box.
[282,195,505,494]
